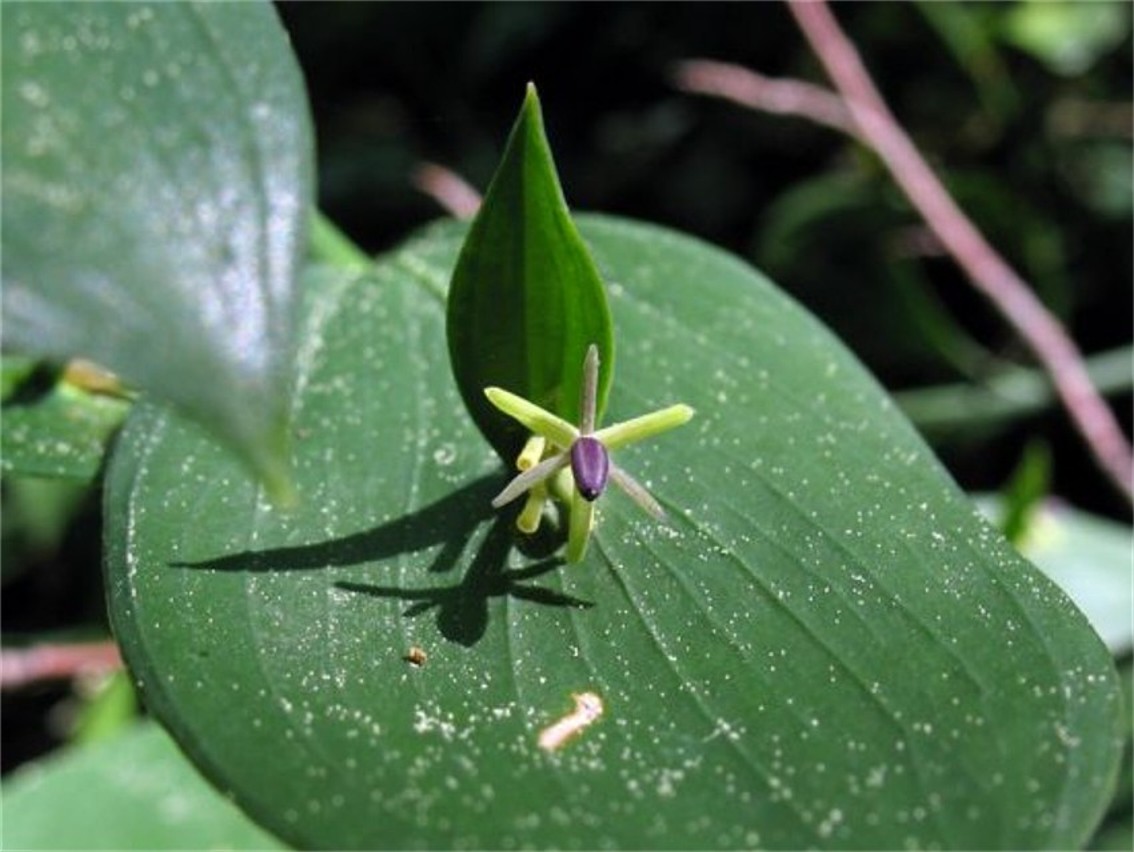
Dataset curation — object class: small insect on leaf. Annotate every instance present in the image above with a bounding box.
[538,691,604,752]
[404,647,427,667]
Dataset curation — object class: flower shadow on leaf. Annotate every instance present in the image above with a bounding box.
[336,518,591,647]
[172,475,591,646]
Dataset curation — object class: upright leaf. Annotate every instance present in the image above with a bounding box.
[105,219,1122,849]
[447,84,614,462]
[1,2,313,499]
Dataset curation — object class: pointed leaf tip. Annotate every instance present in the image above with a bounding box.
[447,87,614,462]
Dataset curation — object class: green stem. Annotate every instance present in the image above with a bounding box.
[308,210,371,271]
[897,345,1133,434]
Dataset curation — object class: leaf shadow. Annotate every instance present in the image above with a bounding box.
[336,517,592,647]
[172,474,590,646]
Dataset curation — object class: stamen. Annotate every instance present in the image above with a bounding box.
[517,435,547,471]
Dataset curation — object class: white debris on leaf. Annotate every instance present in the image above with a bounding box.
[538,691,604,752]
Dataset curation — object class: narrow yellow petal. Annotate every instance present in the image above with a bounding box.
[484,387,578,449]
[593,404,694,450]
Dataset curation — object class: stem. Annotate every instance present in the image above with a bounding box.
[897,346,1133,434]
[566,488,595,563]
[672,59,858,137]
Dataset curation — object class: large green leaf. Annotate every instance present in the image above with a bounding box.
[447,85,614,462]
[1,2,312,500]
[106,218,1122,848]
[1,721,284,850]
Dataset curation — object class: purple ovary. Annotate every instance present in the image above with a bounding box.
[570,437,610,501]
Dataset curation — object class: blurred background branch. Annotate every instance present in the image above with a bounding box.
[677,0,1132,504]
[412,162,482,219]
[2,642,121,691]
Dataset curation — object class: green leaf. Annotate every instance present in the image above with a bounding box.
[1,2,313,501]
[977,495,1134,656]
[2,355,40,400]
[998,441,1051,545]
[447,84,614,462]
[2,721,284,850]
[2,367,129,481]
[1,475,93,585]
[1000,0,1130,76]
[106,219,1122,848]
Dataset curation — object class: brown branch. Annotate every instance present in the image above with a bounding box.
[412,161,482,220]
[1,641,122,690]
[674,5,1133,503]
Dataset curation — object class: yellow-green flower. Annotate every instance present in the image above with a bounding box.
[484,345,693,562]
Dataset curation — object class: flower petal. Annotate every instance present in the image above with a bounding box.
[609,464,667,521]
[593,404,694,450]
[484,387,579,449]
[490,452,570,509]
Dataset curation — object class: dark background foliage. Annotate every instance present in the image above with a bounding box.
[4,0,1130,803]
[279,0,1132,512]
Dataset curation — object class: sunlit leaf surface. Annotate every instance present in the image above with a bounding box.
[106,219,1122,848]
[2,2,312,497]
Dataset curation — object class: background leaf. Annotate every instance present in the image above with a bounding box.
[2,364,129,481]
[977,495,1134,656]
[1,721,284,850]
[106,218,1122,848]
[1,2,313,499]
[1000,0,1130,76]
[447,85,614,462]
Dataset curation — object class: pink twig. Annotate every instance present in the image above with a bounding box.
[676,4,1133,503]
[1,641,122,690]
[412,161,482,220]
[789,0,1131,503]
[673,59,859,138]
